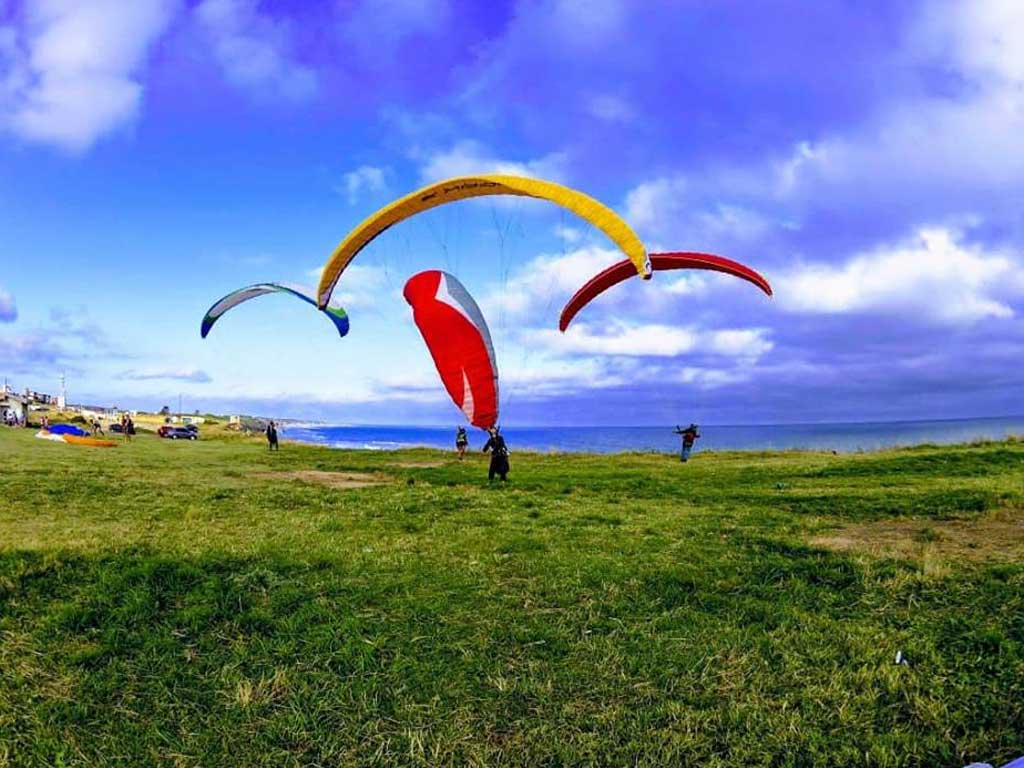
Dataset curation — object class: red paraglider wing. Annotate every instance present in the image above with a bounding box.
[403,270,498,430]
[559,252,773,331]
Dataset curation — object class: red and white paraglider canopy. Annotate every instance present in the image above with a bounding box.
[403,270,499,430]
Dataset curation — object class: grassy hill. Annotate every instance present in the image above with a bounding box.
[0,428,1022,766]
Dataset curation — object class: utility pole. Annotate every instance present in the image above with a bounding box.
[58,371,67,410]
[178,393,183,420]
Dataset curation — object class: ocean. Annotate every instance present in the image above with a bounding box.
[280,416,1024,455]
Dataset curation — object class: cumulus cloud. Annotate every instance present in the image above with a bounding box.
[586,93,632,123]
[481,245,753,329]
[118,367,212,383]
[0,0,177,151]
[0,306,121,375]
[0,288,15,322]
[340,165,387,204]
[479,246,620,321]
[777,228,1023,324]
[769,0,1024,219]
[420,140,568,184]
[0,330,67,371]
[528,321,773,359]
[196,0,316,102]
[340,0,449,60]
[624,175,773,249]
[374,352,634,402]
[305,263,388,309]
[554,225,582,243]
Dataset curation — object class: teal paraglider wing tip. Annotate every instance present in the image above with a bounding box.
[199,282,350,339]
[323,305,350,337]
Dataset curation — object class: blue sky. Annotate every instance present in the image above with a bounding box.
[2,0,1023,426]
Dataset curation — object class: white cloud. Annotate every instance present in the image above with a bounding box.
[624,177,686,231]
[196,0,316,102]
[548,0,626,49]
[554,225,582,243]
[919,0,1024,83]
[587,93,631,122]
[482,245,754,328]
[615,1,1024,262]
[500,354,633,396]
[771,0,1024,212]
[624,175,770,247]
[340,0,449,56]
[527,321,774,359]
[305,263,387,310]
[0,0,177,151]
[340,165,387,204]
[420,140,568,183]
[118,367,212,383]
[672,366,752,389]
[0,288,15,322]
[777,228,1023,324]
[479,246,621,321]
[661,274,709,296]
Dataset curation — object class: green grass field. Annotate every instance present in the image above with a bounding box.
[1,427,1022,767]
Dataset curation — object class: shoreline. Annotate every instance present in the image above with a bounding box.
[278,418,1024,456]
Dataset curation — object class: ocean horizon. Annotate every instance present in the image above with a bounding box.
[278,414,1024,455]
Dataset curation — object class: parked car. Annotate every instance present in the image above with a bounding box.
[158,426,197,440]
[109,423,124,434]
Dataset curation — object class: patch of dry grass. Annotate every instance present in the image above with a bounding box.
[252,470,387,489]
[810,506,1024,563]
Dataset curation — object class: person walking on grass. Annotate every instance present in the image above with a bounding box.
[674,423,700,462]
[266,420,279,452]
[455,426,468,460]
[482,426,510,482]
[122,413,135,442]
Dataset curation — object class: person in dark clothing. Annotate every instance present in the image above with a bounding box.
[266,421,279,451]
[482,426,509,482]
[674,423,700,462]
[455,426,469,460]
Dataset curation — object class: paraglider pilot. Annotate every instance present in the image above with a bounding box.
[455,426,469,460]
[482,427,509,482]
[674,424,700,462]
[266,421,279,452]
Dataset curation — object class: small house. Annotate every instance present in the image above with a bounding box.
[0,392,27,424]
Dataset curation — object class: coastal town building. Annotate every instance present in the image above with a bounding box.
[1,390,27,424]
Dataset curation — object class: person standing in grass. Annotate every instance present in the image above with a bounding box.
[674,423,700,462]
[482,426,509,482]
[266,421,279,451]
[455,426,468,460]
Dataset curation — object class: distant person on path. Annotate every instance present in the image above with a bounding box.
[455,426,468,460]
[482,426,509,482]
[266,421,279,451]
[674,423,700,462]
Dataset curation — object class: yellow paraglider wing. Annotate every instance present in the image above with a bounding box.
[317,175,651,308]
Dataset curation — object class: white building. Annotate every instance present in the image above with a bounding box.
[0,392,27,424]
